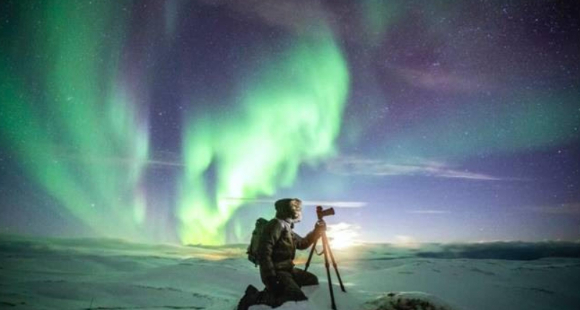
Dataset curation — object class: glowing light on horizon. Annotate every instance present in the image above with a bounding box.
[327,222,361,250]
[393,235,420,248]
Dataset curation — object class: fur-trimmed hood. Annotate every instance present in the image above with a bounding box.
[274,198,302,225]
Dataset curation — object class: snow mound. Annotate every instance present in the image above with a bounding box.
[361,292,460,310]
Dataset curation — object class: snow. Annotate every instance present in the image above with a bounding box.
[1,235,579,310]
[360,292,458,310]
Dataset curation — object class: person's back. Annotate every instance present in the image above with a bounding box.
[237,198,323,309]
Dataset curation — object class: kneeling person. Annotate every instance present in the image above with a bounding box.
[238,198,323,309]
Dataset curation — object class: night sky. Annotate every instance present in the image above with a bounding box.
[1,0,579,246]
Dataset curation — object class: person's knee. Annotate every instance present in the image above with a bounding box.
[295,269,319,286]
[306,273,319,285]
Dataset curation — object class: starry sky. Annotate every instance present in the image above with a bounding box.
[1,0,579,245]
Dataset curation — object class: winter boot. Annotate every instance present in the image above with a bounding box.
[237,285,259,310]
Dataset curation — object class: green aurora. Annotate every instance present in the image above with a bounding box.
[0,2,149,239]
[0,2,350,245]
[383,93,580,163]
[1,0,578,244]
[178,34,350,245]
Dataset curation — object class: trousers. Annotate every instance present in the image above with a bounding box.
[257,268,318,308]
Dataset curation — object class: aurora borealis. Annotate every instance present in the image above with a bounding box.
[1,1,579,245]
[179,33,349,244]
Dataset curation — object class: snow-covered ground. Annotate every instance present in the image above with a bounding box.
[1,235,579,310]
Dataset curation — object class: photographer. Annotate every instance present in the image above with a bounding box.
[238,198,325,309]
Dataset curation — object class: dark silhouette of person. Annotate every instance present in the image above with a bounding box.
[238,198,324,309]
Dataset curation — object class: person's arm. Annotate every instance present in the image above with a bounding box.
[258,220,283,279]
[294,221,325,250]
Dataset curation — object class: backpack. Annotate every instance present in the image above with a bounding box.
[247,218,269,266]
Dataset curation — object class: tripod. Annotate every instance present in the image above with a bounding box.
[304,206,346,310]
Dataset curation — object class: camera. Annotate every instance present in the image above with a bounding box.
[316,206,335,220]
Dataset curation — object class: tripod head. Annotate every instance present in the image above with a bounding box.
[316,206,335,221]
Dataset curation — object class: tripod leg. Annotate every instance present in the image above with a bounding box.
[323,234,346,293]
[321,232,337,310]
[304,237,318,273]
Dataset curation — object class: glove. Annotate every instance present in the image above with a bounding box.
[266,275,283,295]
[314,220,326,236]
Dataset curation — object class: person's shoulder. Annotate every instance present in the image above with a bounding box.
[265,218,285,231]
[267,218,282,227]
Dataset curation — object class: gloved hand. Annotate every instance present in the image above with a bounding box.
[266,275,283,295]
[314,220,326,236]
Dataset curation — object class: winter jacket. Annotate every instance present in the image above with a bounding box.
[258,218,317,279]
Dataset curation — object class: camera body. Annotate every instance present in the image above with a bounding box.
[316,206,335,220]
